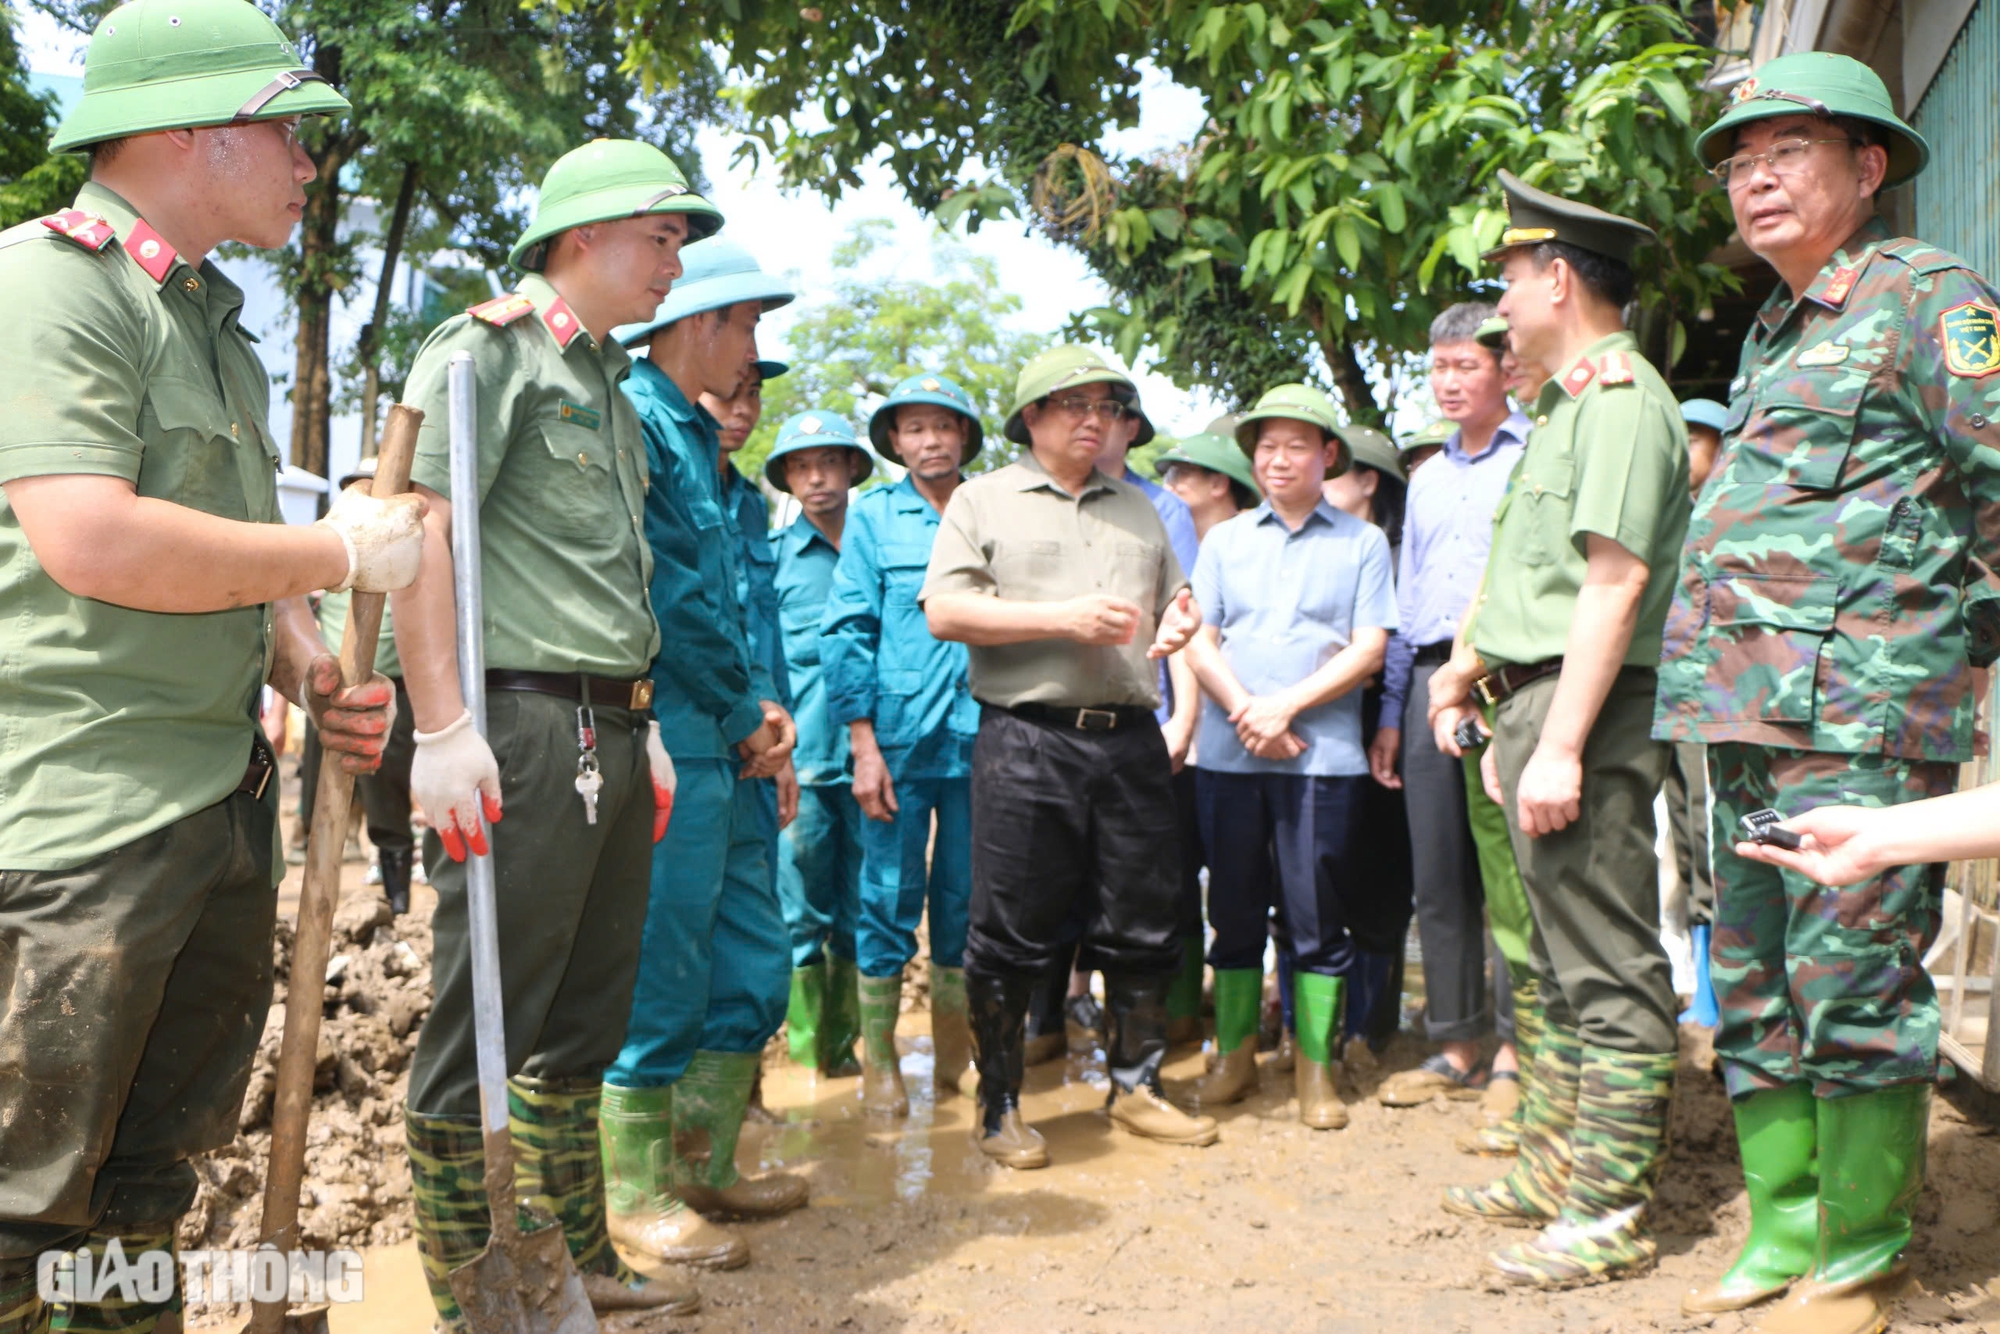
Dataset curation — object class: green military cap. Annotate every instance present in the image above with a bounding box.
[1004,345,1151,446]
[1474,316,1510,350]
[1154,431,1260,503]
[1481,170,1656,267]
[510,139,722,272]
[1335,424,1404,481]
[1679,398,1728,433]
[869,372,985,466]
[1235,383,1350,478]
[765,410,873,494]
[613,237,792,346]
[1697,52,1928,188]
[1401,419,1455,454]
[51,0,351,153]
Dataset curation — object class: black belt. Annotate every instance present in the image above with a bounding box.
[1413,640,1456,666]
[998,701,1156,732]
[1473,658,1564,708]
[236,734,276,801]
[487,669,655,711]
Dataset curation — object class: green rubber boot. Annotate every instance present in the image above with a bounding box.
[46,1227,179,1334]
[1682,1083,1817,1313]
[1197,966,1262,1106]
[600,1083,746,1270]
[406,1109,492,1333]
[857,972,909,1117]
[1461,980,1543,1156]
[1165,937,1205,1045]
[1294,971,1348,1130]
[785,961,825,1067]
[672,1051,808,1219]
[1444,1021,1583,1226]
[1487,1045,1676,1288]
[1750,1083,1929,1334]
[0,1263,39,1334]
[822,954,864,1077]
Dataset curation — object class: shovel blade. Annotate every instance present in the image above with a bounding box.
[448,1212,596,1334]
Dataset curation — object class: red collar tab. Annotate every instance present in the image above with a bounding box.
[123,219,178,284]
[1816,266,1858,309]
[540,297,583,349]
[41,209,114,252]
[1560,357,1597,398]
[1596,351,1635,386]
[468,293,535,327]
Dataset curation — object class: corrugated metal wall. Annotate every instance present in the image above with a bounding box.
[1913,0,1999,275]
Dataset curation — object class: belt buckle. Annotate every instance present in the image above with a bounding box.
[1076,707,1118,731]
[1474,675,1500,709]
[630,679,655,709]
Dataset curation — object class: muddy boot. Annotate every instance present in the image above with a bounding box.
[1104,972,1219,1147]
[47,1226,181,1334]
[1268,1028,1297,1073]
[1198,967,1261,1107]
[1749,1083,1928,1334]
[930,963,978,1098]
[0,1262,40,1334]
[1294,971,1348,1131]
[379,846,412,916]
[407,1109,496,1330]
[1165,937,1205,1047]
[785,961,827,1068]
[672,1051,808,1219]
[1024,960,1069,1065]
[821,953,864,1077]
[857,971,909,1117]
[1443,1022,1582,1227]
[968,968,1048,1168]
[1486,1046,1675,1289]
[1683,1083,1816,1314]
[599,1083,748,1270]
[508,1076,699,1314]
[743,1065,781,1125]
[1459,981,1541,1157]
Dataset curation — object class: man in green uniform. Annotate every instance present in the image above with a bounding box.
[1429,173,1690,1288]
[391,138,718,1325]
[1658,55,2000,1334]
[0,5,422,1333]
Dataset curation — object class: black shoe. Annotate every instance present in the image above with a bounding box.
[379,847,412,916]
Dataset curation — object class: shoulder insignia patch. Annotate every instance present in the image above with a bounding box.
[541,297,583,349]
[469,293,535,326]
[1819,267,1857,308]
[40,209,114,251]
[123,219,177,284]
[1596,351,1635,386]
[1940,301,2000,378]
[1560,357,1597,397]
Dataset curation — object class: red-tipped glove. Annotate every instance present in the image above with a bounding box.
[646,720,677,842]
[411,711,503,862]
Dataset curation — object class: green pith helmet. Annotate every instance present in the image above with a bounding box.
[1004,345,1151,446]
[1474,316,1510,350]
[869,372,985,466]
[1154,431,1261,504]
[1402,419,1456,454]
[764,410,873,494]
[1697,52,1928,188]
[1481,170,1656,266]
[1335,424,1404,481]
[1235,383,1350,478]
[51,0,351,153]
[509,139,722,272]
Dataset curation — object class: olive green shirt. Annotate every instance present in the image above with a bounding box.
[920,452,1187,709]
[1468,331,1690,669]
[0,183,280,871]
[404,275,657,677]
[316,588,400,678]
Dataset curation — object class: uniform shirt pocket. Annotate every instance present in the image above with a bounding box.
[528,417,619,542]
[1517,454,1576,567]
[140,377,254,519]
[992,538,1065,586]
[780,598,823,668]
[1741,371,1866,491]
[1705,566,1838,723]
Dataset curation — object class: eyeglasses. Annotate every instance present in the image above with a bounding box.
[1711,137,1857,189]
[1046,396,1130,422]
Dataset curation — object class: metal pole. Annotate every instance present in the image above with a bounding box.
[447,350,508,1139]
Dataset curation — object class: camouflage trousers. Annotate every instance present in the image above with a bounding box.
[1707,743,1956,1098]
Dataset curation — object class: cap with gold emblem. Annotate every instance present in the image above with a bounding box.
[1480,170,1656,266]
[765,409,874,494]
[868,371,985,465]
[1400,419,1456,456]
[510,139,722,272]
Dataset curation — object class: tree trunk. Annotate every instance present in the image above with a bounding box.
[356,161,420,459]
[1302,300,1386,430]
[289,139,353,485]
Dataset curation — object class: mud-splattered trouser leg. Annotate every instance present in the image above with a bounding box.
[0,790,278,1333]
[1706,743,1957,1099]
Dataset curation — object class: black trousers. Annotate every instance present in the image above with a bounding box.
[1197,770,1363,976]
[299,676,417,856]
[1401,661,1491,1043]
[965,706,1183,979]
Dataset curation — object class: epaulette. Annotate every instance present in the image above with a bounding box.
[40,209,115,252]
[469,293,536,327]
[1878,236,1976,279]
[1596,350,1635,386]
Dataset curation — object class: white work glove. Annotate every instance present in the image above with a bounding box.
[411,711,503,862]
[646,720,677,843]
[317,481,427,593]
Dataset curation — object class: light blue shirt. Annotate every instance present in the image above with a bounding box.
[1191,500,1398,777]
[1123,467,1198,724]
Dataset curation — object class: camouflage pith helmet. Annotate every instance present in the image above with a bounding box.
[1697,52,1928,188]
[1335,424,1404,481]
[1004,345,1150,446]
[1235,383,1350,478]
[764,410,872,495]
[612,236,791,347]
[1154,431,1261,504]
[510,139,722,272]
[869,372,985,466]
[51,0,351,153]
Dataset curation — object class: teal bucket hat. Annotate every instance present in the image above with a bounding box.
[614,236,794,347]
[869,372,985,466]
[509,139,722,272]
[765,410,873,494]
[1697,52,1928,189]
[1679,398,1728,433]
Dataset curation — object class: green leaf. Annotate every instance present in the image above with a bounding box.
[1376,182,1406,234]
[1333,215,1361,270]
[1644,70,1692,125]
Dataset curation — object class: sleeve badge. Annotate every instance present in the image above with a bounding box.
[1940,301,2000,378]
